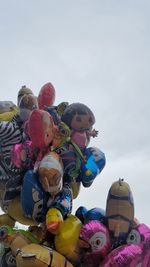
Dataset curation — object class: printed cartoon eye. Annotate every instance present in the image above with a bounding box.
[127,229,141,244]
[96,239,101,246]
[89,232,106,252]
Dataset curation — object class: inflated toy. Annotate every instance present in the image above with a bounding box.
[85,208,106,224]
[0,224,73,267]
[75,206,106,225]
[0,101,16,114]
[0,118,23,213]
[0,94,39,224]
[0,85,34,123]
[99,243,143,267]
[18,93,38,123]
[27,109,55,154]
[37,82,56,109]
[38,151,64,196]
[100,223,150,267]
[79,220,111,267]
[127,223,150,245]
[54,214,83,264]
[0,247,16,267]
[106,178,134,248]
[17,85,34,106]
[75,206,88,223]
[21,170,73,224]
[16,244,73,267]
[127,223,150,266]
[0,101,18,122]
[61,102,97,149]
[46,207,64,234]
[79,147,106,187]
[11,140,34,169]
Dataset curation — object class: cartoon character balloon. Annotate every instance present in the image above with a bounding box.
[79,220,111,267]
[106,178,134,248]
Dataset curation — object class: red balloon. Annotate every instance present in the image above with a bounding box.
[38,82,56,109]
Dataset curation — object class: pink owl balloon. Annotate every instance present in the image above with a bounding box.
[100,223,150,267]
[79,220,111,267]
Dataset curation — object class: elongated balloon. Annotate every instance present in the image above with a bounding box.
[38,82,56,109]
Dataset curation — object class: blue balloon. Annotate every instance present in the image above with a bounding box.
[79,147,106,187]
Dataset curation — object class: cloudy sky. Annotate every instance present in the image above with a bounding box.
[0,1,150,226]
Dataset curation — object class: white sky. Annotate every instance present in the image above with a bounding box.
[0,1,150,226]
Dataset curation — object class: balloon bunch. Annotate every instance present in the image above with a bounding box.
[1,82,149,266]
[0,82,106,266]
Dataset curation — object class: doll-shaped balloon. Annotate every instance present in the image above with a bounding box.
[58,102,106,190]
[106,178,134,249]
[61,102,97,149]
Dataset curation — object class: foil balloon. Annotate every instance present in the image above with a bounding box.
[38,82,56,109]
[61,102,96,149]
[106,178,134,248]
[54,214,82,264]
[16,244,73,267]
[100,243,143,267]
[79,220,111,267]
[80,147,106,187]
[38,151,63,197]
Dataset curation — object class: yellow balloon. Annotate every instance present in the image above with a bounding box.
[16,243,73,267]
[8,196,37,226]
[0,107,18,121]
[55,214,82,264]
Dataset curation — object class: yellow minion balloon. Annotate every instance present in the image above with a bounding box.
[106,178,134,248]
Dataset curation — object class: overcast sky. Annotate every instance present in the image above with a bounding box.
[0,1,150,226]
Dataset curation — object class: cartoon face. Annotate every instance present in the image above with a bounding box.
[88,231,107,252]
[71,113,94,132]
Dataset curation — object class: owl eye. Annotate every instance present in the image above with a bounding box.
[127,229,141,244]
[96,239,101,246]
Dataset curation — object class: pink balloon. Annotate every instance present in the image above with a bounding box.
[79,220,111,267]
